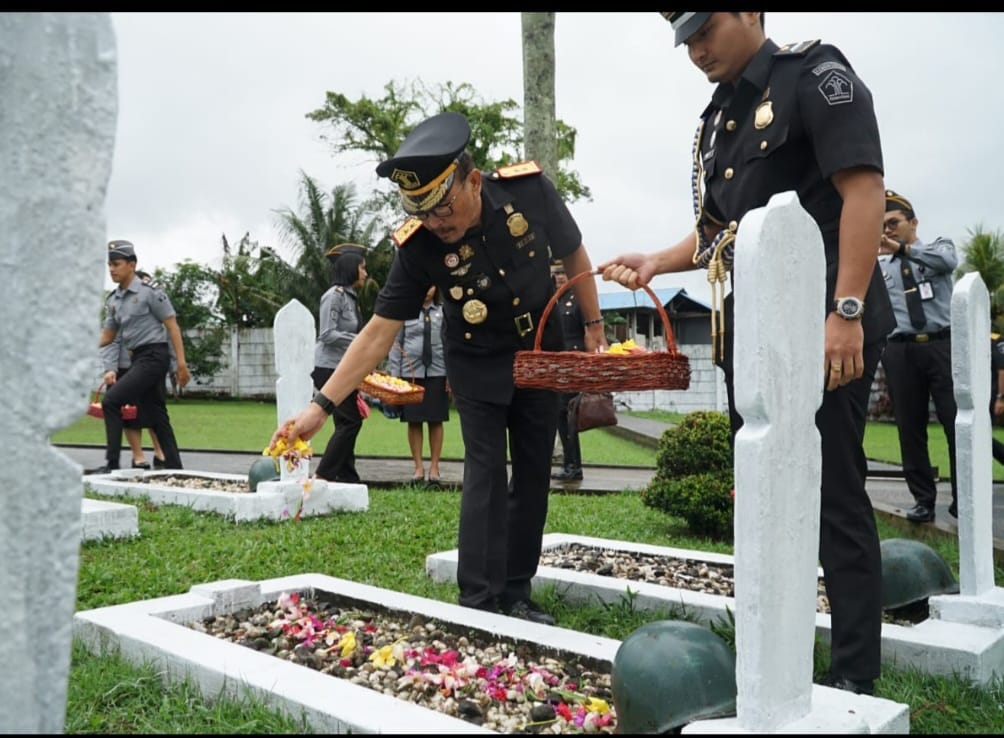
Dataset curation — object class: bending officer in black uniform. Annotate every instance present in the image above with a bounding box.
[269,112,608,625]
[601,13,895,696]
[86,240,189,473]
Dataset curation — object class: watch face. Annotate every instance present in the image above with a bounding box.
[836,298,863,319]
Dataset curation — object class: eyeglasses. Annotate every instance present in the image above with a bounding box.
[413,178,465,221]
[883,216,908,231]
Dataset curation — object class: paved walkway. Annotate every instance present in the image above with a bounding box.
[63,411,1004,557]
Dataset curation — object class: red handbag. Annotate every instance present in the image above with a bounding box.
[88,384,137,420]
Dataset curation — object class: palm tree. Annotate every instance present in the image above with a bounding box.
[957,224,1004,329]
[274,172,388,321]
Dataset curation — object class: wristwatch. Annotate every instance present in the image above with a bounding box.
[833,296,865,320]
[312,390,336,415]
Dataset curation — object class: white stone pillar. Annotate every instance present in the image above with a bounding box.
[0,12,117,732]
[732,191,825,730]
[273,299,315,480]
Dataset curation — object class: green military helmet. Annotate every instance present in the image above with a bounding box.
[612,619,737,733]
[248,456,280,493]
[881,538,960,609]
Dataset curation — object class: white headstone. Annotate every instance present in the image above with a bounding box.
[731,191,825,730]
[0,12,116,732]
[273,299,315,479]
[930,272,1004,627]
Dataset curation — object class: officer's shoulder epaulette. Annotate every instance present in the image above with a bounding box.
[489,161,543,180]
[992,332,1001,341]
[774,39,820,57]
[335,286,345,294]
[391,216,422,248]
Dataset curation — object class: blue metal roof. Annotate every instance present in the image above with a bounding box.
[597,287,711,312]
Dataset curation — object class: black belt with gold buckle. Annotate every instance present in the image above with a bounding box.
[514,312,534,337]
[888,329,950,344]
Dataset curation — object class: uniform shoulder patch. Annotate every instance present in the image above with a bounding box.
[391,217,422,248]
[494,161,542,179]
[774,39,820,57]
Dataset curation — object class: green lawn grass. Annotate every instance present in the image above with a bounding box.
[53,398,657,467]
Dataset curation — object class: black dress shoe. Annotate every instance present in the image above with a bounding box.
[821,673,874,696]
[501,599,556,626]
[131,461,151,470]
[905,504,935,523]
[153,457,167,470]
[552,468,583,482]
[948,501,958,519]
[83,465,116,475]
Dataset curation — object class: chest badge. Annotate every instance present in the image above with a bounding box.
[458,244,474,261]
[507,212,529,237]
[754,101,774,130]
[462,299,488,325]
[444,253,460,268]
[450,263,472,277]
[449,285,464,301]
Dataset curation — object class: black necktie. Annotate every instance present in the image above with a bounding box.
[897,252,927,331]
[421,308,432,369]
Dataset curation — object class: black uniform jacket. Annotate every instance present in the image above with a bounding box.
[375,167,582,401]
[700,38,894,343]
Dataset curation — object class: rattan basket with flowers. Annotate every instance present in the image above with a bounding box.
[513,268,691,393]
[358,344,426,406]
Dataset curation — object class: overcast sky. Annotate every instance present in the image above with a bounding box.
[104,12,1004,300]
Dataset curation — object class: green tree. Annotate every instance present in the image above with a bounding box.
[305,79,590,207]
[274,172,387,322]
[956,224,1004,329]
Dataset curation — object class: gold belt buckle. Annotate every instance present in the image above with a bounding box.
[915,333,929,343]
[514,312,534,337]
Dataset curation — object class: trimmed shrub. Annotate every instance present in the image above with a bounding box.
[642,410,734,539]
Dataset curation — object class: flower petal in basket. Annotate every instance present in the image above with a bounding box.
[513,268,691,394]
[358,372,425,406]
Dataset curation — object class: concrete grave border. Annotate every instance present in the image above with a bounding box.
[427,533,1004,686]
[83,470,368,523]
[73,573,621,734]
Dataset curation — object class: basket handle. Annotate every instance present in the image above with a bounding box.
[533,268,678,353]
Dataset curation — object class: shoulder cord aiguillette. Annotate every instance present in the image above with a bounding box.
[690,118,737,365]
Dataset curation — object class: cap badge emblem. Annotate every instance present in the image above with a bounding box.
[390,169,420,189]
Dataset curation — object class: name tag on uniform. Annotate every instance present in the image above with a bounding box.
[918,281,934,301]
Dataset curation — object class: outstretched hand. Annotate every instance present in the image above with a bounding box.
[269,403,328,452]
[597,252,656,290]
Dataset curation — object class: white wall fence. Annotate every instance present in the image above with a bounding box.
[184,327,893,420]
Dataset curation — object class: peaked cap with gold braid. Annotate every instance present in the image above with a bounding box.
[884,189,915,218]
[375,111,471,215]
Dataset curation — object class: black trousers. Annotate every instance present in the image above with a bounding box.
[882,339,958,507]
[719,312,884,684]
[555,391,582,470]
[452,387,558,611]
[312,367,363,483]
[102,343,182,469]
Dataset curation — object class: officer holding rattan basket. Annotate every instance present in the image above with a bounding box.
[270,111,608,625]
[600,13,895,696]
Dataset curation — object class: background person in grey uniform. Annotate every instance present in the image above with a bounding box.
[391,284,450,488]
[86,241,189,474]
[311,249,368,483]
[878,190,959,522]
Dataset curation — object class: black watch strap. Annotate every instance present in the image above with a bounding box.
[312,391,336,415]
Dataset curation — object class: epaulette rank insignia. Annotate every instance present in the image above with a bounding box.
[391,216,422,248]
[491,161,543,180]
[775,39,820,56]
